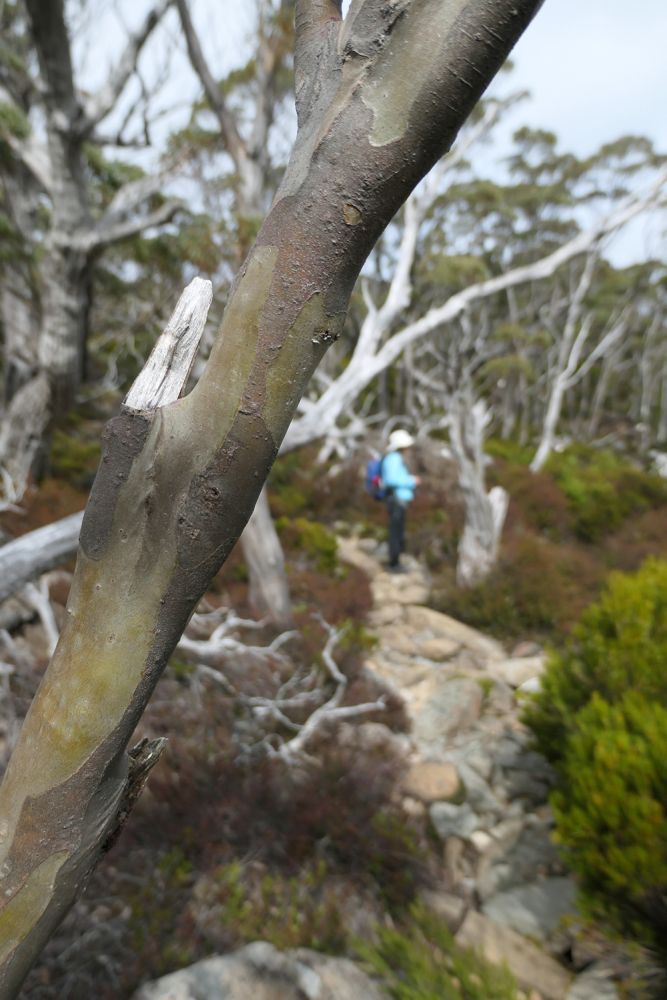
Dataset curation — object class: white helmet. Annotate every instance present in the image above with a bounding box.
[388,429,415,450]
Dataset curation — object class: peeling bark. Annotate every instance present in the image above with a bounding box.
[0,2,542,990]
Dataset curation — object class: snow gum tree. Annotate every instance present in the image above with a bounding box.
[0,1,543,993]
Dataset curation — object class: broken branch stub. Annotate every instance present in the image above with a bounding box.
[124,277,213,411]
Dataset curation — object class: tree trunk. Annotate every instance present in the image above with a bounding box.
[0,2,542,990]
[457,484,508,588]
[448,391,508,588]
[242,486,293,626]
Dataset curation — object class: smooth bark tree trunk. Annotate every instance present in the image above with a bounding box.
[242,486,293,626]
[0,3,542,991]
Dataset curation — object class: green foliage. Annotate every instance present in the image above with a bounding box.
[357,903,519,999]
[0,100,29,139]
[485,437,534,466]
[440,534,577,638]
[213,859,346,953]
[551,693,667,952]
[269,450,312,516]
[523,558,667,761]
[545,446,667,542]
[277,516,339,572]
[126,848,196,976]
[50,429,101,488]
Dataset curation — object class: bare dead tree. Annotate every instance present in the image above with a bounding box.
[529,251,631,471]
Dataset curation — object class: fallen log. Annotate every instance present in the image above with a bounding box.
[0,511,83,604]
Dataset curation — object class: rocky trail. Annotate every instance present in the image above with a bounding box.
[137,539,620,1000]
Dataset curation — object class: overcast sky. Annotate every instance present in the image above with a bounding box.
[499,0,667,156]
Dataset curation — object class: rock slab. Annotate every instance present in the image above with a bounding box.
[456,912,572,1000]
[133,942,387,1000]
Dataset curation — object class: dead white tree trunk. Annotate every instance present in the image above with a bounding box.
[530,253,631,471]
[447,385,508,588]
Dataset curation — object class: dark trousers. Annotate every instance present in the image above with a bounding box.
[387,496,407,567]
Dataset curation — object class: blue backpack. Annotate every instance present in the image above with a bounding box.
[365,455,387,500]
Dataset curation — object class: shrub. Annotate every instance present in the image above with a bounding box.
[357,902,519,999]
[523,558,667,762]
[545,446,667,542]
[551,692,667,953]
[209,859,347,953]
[50,428,101,488]
[436,532,599,640]
[277,516,339,572]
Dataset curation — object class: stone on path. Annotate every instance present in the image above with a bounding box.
[492,655,546,688]
[410,676,484,749]
[133,942,386,1000]
[456,912,572,1000]
[430,801,480,840]
[404,605,506,663]
[402,760,461,803]
[566,963,619,1000]
[482,877,577,941]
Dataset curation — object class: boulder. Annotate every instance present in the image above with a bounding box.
[482,877,577,941]
[133,942,387,1000]
[371,576,430,607]
[402,760,461,803]
[405,606,506,663]
[418,887,467,930]
[493,655,546,688]
[566,963,619,1000]
[457,761,504,815]
[430,801,480,840]
[455,912,572,1000]
[410,677,484,749]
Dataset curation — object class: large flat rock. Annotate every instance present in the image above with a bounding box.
[566,963,619,1000]
[456,911,572,1000]
[404,606,506,663]
[409,676,484,750]
[133,942,387,1000]
[483,877,577,940]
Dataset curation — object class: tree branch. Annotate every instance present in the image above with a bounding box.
[125,277,213,410]
[82,0,174,133]
[175,0,247,168]
[80,198,182,253]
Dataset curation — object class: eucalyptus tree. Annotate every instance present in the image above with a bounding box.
[0,2,543,990]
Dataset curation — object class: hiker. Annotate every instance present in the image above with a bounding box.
[382,429,420,573]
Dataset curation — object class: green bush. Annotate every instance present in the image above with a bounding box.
[277,516,339,572]
[357,903,519,999]
[523,558,667,762]
[551,692,667,952]
[213,859,347,953]
[50,428,101,487]
[438,534,582,639]
[545,446,667,542]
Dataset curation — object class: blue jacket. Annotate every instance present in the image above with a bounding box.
[382,450,417,503]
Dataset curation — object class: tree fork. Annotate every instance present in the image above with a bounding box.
[0,1,542,991]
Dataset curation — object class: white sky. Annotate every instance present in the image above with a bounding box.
[504,0,667,158]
